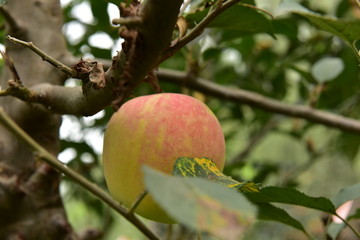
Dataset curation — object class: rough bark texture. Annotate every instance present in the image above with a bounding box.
[0,0,76,239]
[0,0,184,238]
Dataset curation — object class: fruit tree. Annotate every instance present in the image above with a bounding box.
[1,0,360,239]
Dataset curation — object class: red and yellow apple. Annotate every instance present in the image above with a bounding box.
[102,93,225,223]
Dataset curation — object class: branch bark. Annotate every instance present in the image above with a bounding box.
[99,0,184,108]
[0,0,182,239]
[0,0,76,239]
[157,68,360,134]
[0,107,160,240]
[4,64,360,134]
[2,0,184,115]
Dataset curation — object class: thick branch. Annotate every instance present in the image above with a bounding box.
[0,107,160,240]
[29,83,113,116]
[3,66,360,133]
[105,0,183,107]
[157,68,360,134]
[3,0,184,114]
[4,66,360,133]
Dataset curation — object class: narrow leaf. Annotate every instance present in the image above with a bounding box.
[173,157,261,193]
[326,183,360,239]
[246,186,336,214]
[348,208,360,221]
[332,182,360,208]
[144,166,256,240]
[294,12,360,45]
[327,222,346,240]
[255,203,313,238]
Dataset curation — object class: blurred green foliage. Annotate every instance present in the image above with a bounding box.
[56,0,360,239]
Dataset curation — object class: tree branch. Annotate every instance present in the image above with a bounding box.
[3,63,360,134]
[6,0,360,135]
[161,0,242,62]
[105,0,184,107]
[3,66,360,135]
[6,35,75,77]
[0,80,114,116]
[6,35,75,76]
[0,107,160,240]
[157,68,360,134]
[2,0,184,114]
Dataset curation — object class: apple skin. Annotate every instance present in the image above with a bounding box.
[102,93,226,223]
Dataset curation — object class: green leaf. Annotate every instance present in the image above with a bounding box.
[294,11,360,46]
[256,203,310,236]
[334,132,360,162]
[348,208,360,220]
[272,18,298,38]
[143,166,256,240]
[173,157,261,193]
[186,4,274,37]
[327,222,346,240]
[276,1,360,59]
[274,0,313,16]
[245,186,336,214]
[90,0,111,27]
[327,197,360,239]
[332,182,360,208]
[311,57,345,83]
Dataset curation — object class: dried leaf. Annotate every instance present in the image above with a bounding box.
[73,60,106,89]
[89,62,106,89]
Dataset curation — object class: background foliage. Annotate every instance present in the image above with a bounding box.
[4,0,359,239]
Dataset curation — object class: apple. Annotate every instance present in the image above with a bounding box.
[102,93,226,223]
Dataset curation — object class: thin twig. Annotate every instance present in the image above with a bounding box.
[351,40,360,63]
[161,0,242,62]
[241,3,274,19]
[335,213,360,239]
[0,51,21,84]
[112,17,142,26]
[355,0,360,9]
[0,107,160,240]
[129,191,148,214]
[0,79,37,101]
[6,35,75,77]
